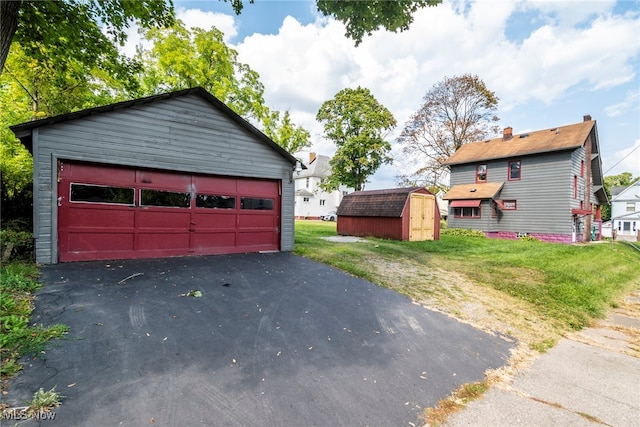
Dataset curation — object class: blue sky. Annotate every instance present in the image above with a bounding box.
[162,0,640,188]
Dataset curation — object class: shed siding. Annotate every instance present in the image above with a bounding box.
[448,151,574,235]
[32,94,294,263]
[338,217,404,240]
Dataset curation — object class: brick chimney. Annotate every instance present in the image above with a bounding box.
[503,127,513,141]
[583,114,592,122]
[309,152,316,163]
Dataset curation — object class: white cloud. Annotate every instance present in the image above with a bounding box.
[521,0,616,27]
[604,139,640,177]
[176,7,238,41]
[604,91,640,117]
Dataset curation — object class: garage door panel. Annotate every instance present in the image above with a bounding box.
[237,179,277,196]
[238,214,275,228]
[62,162,136,185]
[68,208,135,228]
[136,210,191,228]
[191,232,237,248]
[137,232,191,250]
[137,170,192,190]
[237,231,276,247]
[192,212,236,229]
[67,233,134,252]
[194,176,237,193]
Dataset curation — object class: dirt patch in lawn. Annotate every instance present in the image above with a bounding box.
[363,256,565,381]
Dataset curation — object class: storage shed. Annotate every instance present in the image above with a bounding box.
[336,187,440,241]
[10,87,298,263]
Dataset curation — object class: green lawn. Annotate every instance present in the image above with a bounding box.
[294,220,640,349]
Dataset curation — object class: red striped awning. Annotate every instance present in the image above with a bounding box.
[450,199,482,208]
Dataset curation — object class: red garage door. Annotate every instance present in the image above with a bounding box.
[57,161,280,262]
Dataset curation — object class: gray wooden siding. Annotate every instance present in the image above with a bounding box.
[32,94,295,263]
[448,150,575,235]
[570,146,586,210]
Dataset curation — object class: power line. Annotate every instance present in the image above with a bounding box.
[604,144,640,175]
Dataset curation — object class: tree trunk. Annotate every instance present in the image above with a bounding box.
[0,0,22,75]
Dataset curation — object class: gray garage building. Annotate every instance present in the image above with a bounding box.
[11,87,298,263]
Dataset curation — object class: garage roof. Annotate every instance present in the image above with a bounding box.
[10,87,298,165]
[338,187,426,218]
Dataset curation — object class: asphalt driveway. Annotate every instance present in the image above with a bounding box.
[6,253,512,426]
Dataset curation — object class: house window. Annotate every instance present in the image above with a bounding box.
[305,177,310,188]
[303,197,310,203]
[508,160,521,180]
[627,202,636,212]
[503,200,517,210]
[623,222,631,232]
[342,191,349,196]
[320,199,326,206]
[476,164,487,183]
[573,175,578,199]
[454,207,481,218]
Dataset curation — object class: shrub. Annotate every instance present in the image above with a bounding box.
[0,220,34,262]
[441,228,486,238]
[519,235,540,242]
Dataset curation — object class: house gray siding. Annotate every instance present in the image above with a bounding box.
[448,151,576,236]
[31,94,295,263]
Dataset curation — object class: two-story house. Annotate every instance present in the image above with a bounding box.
[443,116,607,243]
[294,153,351,219]
[610,181,640,241]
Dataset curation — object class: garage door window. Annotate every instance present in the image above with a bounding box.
[70,183,134,205]
[241,197,274,210]
[140,189,190,208]
[196,194,236,209]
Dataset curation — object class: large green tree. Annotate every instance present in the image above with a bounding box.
[397,74,499,187]
[1,42,129,219]
[316,87,396,191]
[221,0,442,46]
[0,0,175,84]
[136,22,310,153]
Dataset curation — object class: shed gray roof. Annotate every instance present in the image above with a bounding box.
[10,87,298,165]
[337,187,426,217]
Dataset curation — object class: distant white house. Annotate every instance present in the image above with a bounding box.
[294,153,352,219]
[611,181,640,241]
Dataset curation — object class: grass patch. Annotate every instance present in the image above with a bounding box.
[26,387,63,414]
[423,381,489,425]
[1,263,69,379]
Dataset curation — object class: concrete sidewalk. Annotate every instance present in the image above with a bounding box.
[445,291,640,427]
